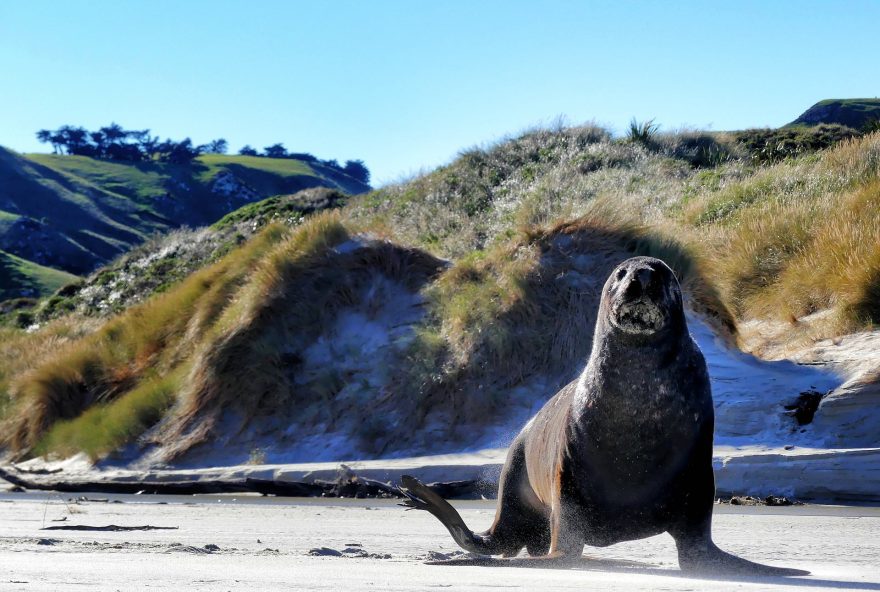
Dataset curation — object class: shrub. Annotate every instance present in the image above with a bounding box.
[862,118,880,134]
[732,124,858,165]
[661,132,731,167]
[628,118,660,146]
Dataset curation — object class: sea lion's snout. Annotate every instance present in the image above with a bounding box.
[607,259,677,336]
[623,267,661,302]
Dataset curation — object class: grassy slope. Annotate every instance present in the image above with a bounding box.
[16,188,351,324]
[0,149,370,286]
[1,122,877,462]
[788,98,880,129]
[0,250,78,301]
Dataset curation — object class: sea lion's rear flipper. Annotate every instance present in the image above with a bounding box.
[399,475,503,555]
[679,542,810,577]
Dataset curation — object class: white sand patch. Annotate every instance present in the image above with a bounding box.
[0,494,876,591]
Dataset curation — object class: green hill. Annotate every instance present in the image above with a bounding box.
[787,98,880,130]
[0,250,78,302]
[17,187,350,323]
[0,148,370,283]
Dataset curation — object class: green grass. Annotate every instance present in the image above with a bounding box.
[2,223,290,453]
[35,369,181,460]
[26,153,173,203]
[0,147,370,284]
[212,187,348,230]
[0,210,20,222]
[788,98,880,131]
[0,250,79,301]
[197,154,314,179]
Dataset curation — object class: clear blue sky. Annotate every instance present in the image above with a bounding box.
[2,0,878,184]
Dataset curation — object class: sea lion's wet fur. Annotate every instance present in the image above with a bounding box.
[401,257,808,576]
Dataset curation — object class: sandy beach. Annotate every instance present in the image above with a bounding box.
[1,491,878,591]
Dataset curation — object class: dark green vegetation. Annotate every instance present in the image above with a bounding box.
[729,124,858,164]
[0,251,77,302]
[788,98,880,132]
[1,105,878,464]
[0,147,370,298]
[4,188,351,324]
[36,123,371,184]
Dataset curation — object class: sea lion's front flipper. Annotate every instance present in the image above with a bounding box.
[678,541,810,577]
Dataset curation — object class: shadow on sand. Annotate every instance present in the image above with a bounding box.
[426,556,880,591]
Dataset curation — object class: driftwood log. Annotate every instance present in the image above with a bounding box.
[0,466,493,499]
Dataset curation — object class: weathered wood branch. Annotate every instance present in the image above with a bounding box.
[0,466,490,499]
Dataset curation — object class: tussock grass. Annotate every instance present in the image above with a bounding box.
[0,319,98,424]
[3,224,289,453]
[156,211,447,457]
[3,124,877,461]
[35,368,181,460]
[397,197,733,431]
[348,124,613,258]
[689,132,880,334]
[723,177,880,330]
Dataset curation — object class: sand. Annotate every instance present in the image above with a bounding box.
[1,492,878,591]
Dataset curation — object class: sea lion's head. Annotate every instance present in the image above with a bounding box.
[602,256,683,339]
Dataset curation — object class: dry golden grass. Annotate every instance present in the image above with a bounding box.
[154,211,447,458]
[762,179,880,329]
[397,197,735,431]
[685,132,880,335]
[0,318,99,426]
[3,224,290,454]
[3,127,878,462]
[34,368,183,460]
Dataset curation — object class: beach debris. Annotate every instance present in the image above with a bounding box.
[718,495,803,506]
[41,524,179,531]
[308,546,343,557]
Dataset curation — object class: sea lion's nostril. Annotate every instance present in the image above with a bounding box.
[636,268,653,291]
[624,276,642,299]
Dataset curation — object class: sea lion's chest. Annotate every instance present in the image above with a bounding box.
[563,369,709,539]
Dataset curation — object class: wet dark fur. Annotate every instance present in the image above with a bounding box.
[401,257,808,577]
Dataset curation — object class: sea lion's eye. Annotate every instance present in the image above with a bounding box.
[616,269,627,281]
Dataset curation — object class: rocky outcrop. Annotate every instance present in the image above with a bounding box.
[210,172,262,211]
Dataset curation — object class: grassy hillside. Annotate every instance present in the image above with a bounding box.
[788,98,880,131]
[0,120,877,464]
[8,187,350,324]
[0,250,78,302]
[0,148,370,285]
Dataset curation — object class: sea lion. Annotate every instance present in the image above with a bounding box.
[400,256,807,576]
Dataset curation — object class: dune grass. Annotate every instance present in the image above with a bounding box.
[680,132,880,333]
[34,368,182,460]
[2,223,290,454]
[2,124,877,462]
[0,319,99,424]
[157,211,447,456]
